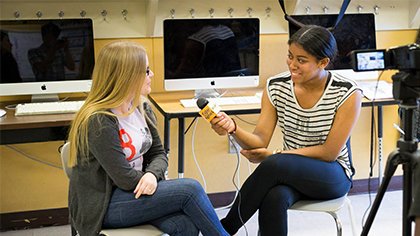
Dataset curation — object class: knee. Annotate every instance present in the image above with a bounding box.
[262,186,299,211]
[177,219,199,236]
[180,178,205,195]
[257,155,284,174]
[181,218,199,235]
[162,216,199,236]
[264,189,291,210]
[258,154,303,176]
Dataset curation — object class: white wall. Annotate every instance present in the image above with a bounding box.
[1,0,419,38]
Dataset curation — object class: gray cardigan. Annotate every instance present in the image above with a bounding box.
[69,103,168,236]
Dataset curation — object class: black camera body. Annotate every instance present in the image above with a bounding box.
[351,44,420,140]
[351,43,420,72]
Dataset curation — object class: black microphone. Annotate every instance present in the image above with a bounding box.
[196,97,221,122]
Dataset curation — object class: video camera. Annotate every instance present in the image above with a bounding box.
[352,43,420,142]
[351,43,420,72]
[351,44,420,101]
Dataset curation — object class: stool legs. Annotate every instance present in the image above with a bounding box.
[326,211,343,236]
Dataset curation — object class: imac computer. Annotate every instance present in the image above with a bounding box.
[163,18,260,97]
[288,13,378,80]
[0,18,94,102]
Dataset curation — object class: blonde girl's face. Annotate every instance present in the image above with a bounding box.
[141,55,153,96]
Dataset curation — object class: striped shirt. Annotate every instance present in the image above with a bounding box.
[267,71,360,178]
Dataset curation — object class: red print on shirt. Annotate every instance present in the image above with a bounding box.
[118,128,136,161]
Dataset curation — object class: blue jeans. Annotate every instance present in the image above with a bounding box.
[102,178,229,236]
[221,154,352,236]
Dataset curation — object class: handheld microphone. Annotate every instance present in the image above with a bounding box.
[196,97,221,122]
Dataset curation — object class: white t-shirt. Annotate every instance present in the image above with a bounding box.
[111,108,152,171]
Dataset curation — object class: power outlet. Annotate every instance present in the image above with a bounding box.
[228,136,241,154]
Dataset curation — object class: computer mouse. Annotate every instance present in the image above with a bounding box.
[0,109,6,117]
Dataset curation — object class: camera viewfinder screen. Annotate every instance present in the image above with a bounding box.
[356,51,385,71]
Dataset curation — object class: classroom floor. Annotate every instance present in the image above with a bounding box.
[0,190,407,236]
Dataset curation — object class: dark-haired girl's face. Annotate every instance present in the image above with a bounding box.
[287,43,327,85]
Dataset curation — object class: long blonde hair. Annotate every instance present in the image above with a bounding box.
[67,41,148,167]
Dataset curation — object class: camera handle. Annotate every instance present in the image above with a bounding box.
[361,101,420,236]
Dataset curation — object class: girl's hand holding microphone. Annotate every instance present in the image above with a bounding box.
[211,112,236,136]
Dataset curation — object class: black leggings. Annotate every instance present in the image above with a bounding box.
[221,153,352,236]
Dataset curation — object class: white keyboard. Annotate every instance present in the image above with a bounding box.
[180,95,261,108]
[15,100,85,116]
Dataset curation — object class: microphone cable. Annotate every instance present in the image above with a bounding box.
[191,118,207,191]
[189,117,248,235]
[192,96,249,234]
[189,117,243,196]
[362,70,384,227]
[6,144,62,169]
[189,116,243,207]
[215,135,242,211]
[232,115,256,177]
[226,134,248,236]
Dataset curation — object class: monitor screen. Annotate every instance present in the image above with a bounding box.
[0,18,94,100]
[288,13,377,70]
[163,18,260,93]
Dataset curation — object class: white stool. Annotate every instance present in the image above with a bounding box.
[100,225,164,236]
[289,195,357,236]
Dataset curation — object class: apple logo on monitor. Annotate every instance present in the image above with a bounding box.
[41,84,47,91]
[211,81,215,86]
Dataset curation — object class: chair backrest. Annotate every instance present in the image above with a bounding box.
[60,142,72,178]
[346,138,355,178]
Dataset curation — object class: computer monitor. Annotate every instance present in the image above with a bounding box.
[163,18,260,97]
[288,13,378,80]
[0,19,94,101]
